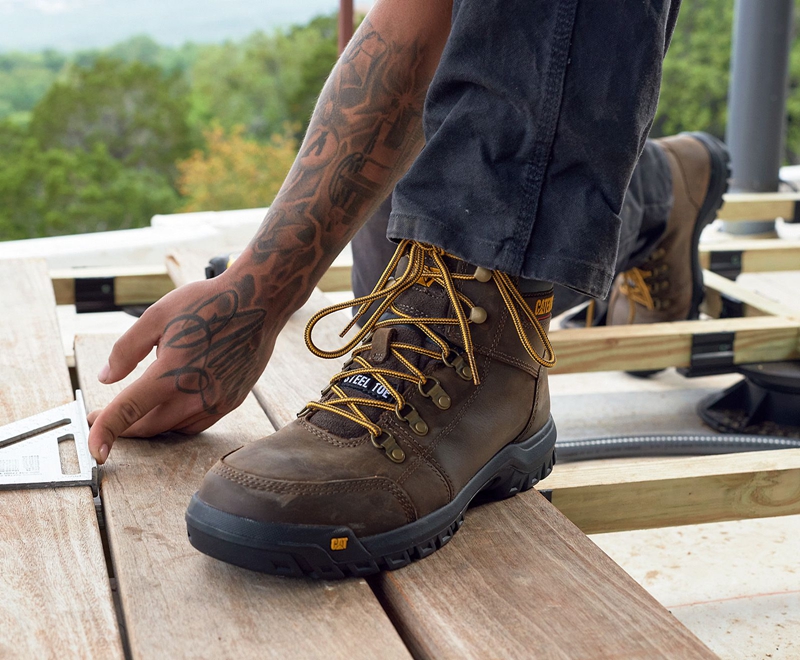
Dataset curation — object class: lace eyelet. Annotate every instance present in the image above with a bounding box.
[442,350,473,380]
[395,403,429,435]
[418,377,451,409]
[370,430,406,463]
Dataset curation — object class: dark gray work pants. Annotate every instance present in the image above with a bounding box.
[356,0,681,308]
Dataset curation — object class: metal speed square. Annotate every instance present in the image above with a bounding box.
[0,390,98,495]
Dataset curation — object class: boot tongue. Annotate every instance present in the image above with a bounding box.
[308,269,454,439]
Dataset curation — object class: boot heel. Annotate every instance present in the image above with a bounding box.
[480,448,556,500]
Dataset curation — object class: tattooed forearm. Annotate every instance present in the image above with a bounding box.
[237,13,444,320]
[93,4,452,440]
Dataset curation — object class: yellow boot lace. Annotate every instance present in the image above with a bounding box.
[301,240,556,462]
[618,248,669,323]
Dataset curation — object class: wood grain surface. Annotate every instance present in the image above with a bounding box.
[0,259,124,660]
[716,191,800,221]
[163,257,715,659]
[51,265,174,306]
[76,333,410,660]
[700,239,800,273]
[374,492,716,660]
[541,447,800,534]
[702,269,799,319]
[551,315,800,374]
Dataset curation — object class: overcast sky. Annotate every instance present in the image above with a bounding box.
[0,0,375,52]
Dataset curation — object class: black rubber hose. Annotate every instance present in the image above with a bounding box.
[555,433,800,462]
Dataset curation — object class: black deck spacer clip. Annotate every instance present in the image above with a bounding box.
[74,277,117,313]
[709,250,743,280]
[678,331,736,378]
[792,200,800,224]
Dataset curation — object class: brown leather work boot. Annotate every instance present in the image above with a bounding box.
[186,241,557,578]
[608,132,730,326]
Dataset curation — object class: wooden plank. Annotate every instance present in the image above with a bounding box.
[319,264,352,292]
[0,260,124,660]
[702,269,799,318]
[717,191,800,221]
[699,239,800,272]
[550,316,800,374]
[51,265,174,306]
[539,448,800,534]
[189,269,714,658]
[374,492,715,659]
[75,339,411,659]
[738,270,800,314]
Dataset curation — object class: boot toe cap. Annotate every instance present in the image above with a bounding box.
[196,455,416,537]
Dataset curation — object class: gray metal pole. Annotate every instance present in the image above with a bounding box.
[723,0,794,236]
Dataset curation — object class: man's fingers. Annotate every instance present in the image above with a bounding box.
[99,310,162,384]
[88,376,166,463]
[121,402,207,438]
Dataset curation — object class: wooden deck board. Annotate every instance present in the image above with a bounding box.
[75,333,411,660]
[0,260,123,660]
[374,492,715,659]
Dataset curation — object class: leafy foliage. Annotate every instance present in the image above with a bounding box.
[189,15,337,141]
[0,123,179,240]
[0,50,66,123]
[177,124,297,212]
[6,5,800,241]
[29,57,195,180]
[653,0,734,141]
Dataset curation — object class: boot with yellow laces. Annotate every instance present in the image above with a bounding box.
[186,240,557,578]
[608,132,730,326]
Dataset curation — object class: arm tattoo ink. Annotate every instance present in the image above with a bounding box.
[157,16,439,414]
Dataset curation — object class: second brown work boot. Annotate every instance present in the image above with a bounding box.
[186,240,557,578]
[608,132,730,326]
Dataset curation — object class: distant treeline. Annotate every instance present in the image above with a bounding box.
[2,1,800,240]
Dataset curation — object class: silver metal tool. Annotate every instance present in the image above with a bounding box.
[0,390,98,495]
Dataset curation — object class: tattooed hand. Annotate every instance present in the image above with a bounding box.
[87,0,452,464]
[87,272,276,463]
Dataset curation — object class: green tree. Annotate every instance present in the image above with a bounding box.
[189,14,337,141]
[28,57,194,180]
[653,0,734,141]
[177,124,297,212]
[0,50,67,122]
[0,125,179,240]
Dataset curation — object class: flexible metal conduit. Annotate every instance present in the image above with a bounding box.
[556,434,800,462]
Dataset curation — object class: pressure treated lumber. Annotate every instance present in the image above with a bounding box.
[75,334,410,660]
[550,315,800,374]
[183,271,714,659]
[0,260,123,660]
[538,448,800,534]
[699,238,800,273]
[717,191,800,221]
[51,264,174,306]
[702,269,799,318]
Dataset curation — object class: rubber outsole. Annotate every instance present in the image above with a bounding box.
[186,416,557,579]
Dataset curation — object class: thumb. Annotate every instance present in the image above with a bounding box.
[98,309,162,384]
